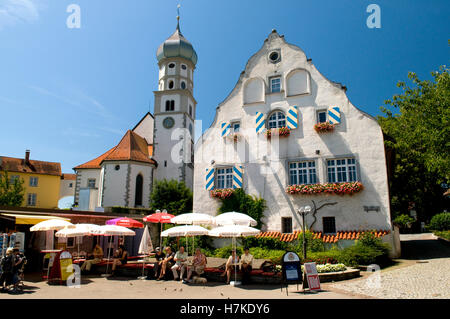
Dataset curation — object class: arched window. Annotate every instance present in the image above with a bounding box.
[135,174,143,207]
[168,81,174,89]
[165,100,175,111]
[189,104,193,116]
[268,111,286,129]
[181,81,186,89]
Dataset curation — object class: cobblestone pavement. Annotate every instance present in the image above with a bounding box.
[331,233,450,299]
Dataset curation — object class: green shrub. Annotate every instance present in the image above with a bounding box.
[294,231,325,253]
[241,237,288,250]
[248,247,285,264]
[434,230,450,241]
[429,212,450,231]
[213,245,243,258]
[393,214,415,228]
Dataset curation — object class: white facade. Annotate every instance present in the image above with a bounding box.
[193,30,392,236]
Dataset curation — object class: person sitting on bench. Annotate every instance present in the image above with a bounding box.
[152,247,166,279]
[171,246,188,281]
[221,250,240,284]
[81,244,103,273]
[111,245,128,276]
[240,247,254,285]
[184,248,207,283]
[157,246,175,281]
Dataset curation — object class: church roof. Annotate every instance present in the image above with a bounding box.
[74,131,155,170]
[0,156,61,176]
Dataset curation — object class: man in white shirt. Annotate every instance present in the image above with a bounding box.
[171,246,188,281]
[240,247,254,285]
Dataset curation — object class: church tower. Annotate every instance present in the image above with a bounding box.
[153,14,197,189]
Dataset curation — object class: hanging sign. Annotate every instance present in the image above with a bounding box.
[304,262,321,291]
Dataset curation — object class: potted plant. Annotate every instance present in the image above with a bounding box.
[314,122,335,133]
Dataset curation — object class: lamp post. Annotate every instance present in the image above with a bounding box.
[298,205,312,290]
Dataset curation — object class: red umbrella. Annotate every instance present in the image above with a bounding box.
[106,217,144,228]
[143,210,175,250]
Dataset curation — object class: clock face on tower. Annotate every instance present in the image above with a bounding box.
[163,117,175,129]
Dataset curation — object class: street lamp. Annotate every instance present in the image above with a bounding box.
[298,205,312,291]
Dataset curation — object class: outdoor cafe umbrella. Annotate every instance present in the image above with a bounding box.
[213,212,257,227]
[209,225,260,286]
[30,219,75,232]
[170,213,214,254]
[137,225,154,280]
[106,217,144,229]
[55,224,102,256]
[143,210,174,250]
[91,225,136,276]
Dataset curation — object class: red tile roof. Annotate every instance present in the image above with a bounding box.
[74,130,155,170]
[0,156,61,176]
[256,230,390,243]
[61,173,76,180]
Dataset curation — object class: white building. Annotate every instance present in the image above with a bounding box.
[194,30,394,243]
[73,18,196,211]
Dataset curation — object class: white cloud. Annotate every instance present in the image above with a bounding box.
[0,0,44,30]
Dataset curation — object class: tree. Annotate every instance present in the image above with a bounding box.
[218,188,266,229]
[378,66,450,222]
[149,179,193,215]
[0,171,25,206]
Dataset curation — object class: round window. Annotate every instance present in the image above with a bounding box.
[163,117,175,129]
[181,81,186,89]
[168,63,175,68]
[181,64,187,70]
[115,165,120,171]
[269,51,280,62]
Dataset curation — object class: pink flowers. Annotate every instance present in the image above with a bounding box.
[314,122,335,133]
[286,182,364,195]
[265,127,291,138]
[210,188,235,199]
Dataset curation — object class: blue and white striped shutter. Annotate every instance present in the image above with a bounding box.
[221,122,231,137]
[232,165,244,189]
[205,168,215,191]
[287,105,299,129]
[328,106,341,124]
[255,112,266,134]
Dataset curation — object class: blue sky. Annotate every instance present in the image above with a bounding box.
[0,0,449,173]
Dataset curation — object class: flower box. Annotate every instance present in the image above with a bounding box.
[210,188,235,199]
[226,132,241,142]
[314,122,335,133]
[265,127,291,139]
[285,182,364,195]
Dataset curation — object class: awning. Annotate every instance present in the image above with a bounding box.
[0,213,71,225]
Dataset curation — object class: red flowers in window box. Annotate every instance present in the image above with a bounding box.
[210,188,235,199]
[265,127,291,139]
[314,122,335,133]
[285,182,364,195]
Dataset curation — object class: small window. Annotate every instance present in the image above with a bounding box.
[231,122,240,133]
[181,64,187,70]
[270,76,281,93]
[29,176,38,187]
[189,105,193,117]
[189,123,193,135]
[165,100,175,112]
[88,179,96,188]
[69,183,73,188]
[168,63,175,69]
[281,217,293,234]
[168,81,174,89]
[27,193,37,206]
[181,81,186,90]
[269,51,279,62]
[268,111,286,129]
[216,167,233,189]
[317,111,327,123]
[115,165,120,171]
[164,160,167,167]
[323,217,336,234]
[9,175,19,184]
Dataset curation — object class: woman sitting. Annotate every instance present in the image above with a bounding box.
[184,248,207,283]
[81,244,103,273]
[221,250,240,284]
[111,245,128,276]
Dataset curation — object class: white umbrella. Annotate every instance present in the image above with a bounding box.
[170,213,215,226]
[55,224,103,257]
[161,225,210,237]
[137,225,154,279]
[30,219,75,232]
[92,225,135,276]
[214,212,257,227]
[209,225,260,286]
